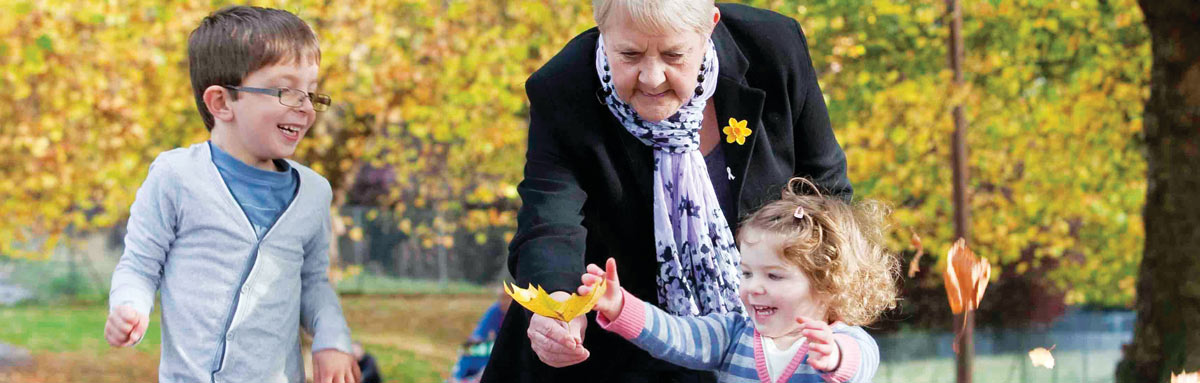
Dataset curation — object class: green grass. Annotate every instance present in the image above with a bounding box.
[0,294,497,383]
[0,305,162,354]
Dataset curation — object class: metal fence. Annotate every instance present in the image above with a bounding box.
[874,310,1134,383]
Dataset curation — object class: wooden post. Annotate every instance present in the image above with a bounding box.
[947,0,969,243]
[956,311,975,383]
[946,1,972,382]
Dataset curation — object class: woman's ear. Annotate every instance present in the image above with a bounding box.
[203,85,235,123]
[712,7,721,27]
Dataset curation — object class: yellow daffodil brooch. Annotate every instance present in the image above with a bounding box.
[723,118,751,145]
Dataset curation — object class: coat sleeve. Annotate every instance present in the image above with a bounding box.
[507,76,590,294]
[789,19,853,201]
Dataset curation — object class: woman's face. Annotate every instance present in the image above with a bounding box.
[602,9,715,122]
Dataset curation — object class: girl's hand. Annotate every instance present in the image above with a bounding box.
[798,316,841,372]
[579,258,624,321]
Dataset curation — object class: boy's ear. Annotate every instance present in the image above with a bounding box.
[203,85,235,123]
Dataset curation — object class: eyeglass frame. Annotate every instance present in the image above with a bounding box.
[221,85,331,112]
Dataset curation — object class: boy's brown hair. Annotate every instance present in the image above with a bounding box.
[738,178,900,326]
[188,6,320,130]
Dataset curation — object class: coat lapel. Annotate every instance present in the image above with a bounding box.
[711,21,766,224]
[601,22,768,224]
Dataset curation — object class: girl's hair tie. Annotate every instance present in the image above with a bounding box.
[794,206,806,220]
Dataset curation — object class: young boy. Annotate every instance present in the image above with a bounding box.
[104,6,360,383]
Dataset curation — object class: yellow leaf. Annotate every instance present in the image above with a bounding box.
[1029,346,1055,369]
[504,280,606,322]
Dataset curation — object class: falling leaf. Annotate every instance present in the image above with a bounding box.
[943,238,991,314]
[1029,345,1056,369]
[504,280,606,323]
[907,230,925,277]
[1173,371,1200,383]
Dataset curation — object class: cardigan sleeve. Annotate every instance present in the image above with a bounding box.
[109,156,177,318]
[597,289,746,371]
[789,18,853,201]
[300,185,353,354]
[821,324,880,383]
[507,76,591,294]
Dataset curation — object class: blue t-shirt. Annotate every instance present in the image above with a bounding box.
[209,141,298,238]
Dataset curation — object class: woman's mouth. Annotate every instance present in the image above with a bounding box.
[639,89,670,98]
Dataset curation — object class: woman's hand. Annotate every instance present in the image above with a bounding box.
[527,293,590,368]
[798,316,841,372]
[580,258,624,321]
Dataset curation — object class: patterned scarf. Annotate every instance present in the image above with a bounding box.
[595,34,743,316]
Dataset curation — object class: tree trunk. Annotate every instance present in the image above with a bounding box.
[1118,2,1200,382]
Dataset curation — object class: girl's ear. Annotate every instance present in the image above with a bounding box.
[203,85,235,123]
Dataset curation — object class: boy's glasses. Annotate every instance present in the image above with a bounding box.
[222,85,331,112]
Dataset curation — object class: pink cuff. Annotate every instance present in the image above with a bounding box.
[595,289,646,340]
[820,334,862,383]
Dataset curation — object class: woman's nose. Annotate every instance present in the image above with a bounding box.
[637,62,666,88]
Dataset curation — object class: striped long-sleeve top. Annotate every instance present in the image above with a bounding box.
[598,290,879,383]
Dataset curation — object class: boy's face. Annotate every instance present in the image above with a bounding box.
[226,61,319,162]
[738,228,828,338]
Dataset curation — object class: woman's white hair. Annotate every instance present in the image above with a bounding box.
[593,0,715,34]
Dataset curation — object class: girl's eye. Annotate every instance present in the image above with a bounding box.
[768,273,783,281]
[740,271,752,278]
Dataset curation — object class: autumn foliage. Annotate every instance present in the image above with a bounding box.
[0,0,1148,307]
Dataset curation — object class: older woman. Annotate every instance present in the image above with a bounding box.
[483,1,852,382]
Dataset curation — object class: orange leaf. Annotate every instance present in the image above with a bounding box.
[943,238,991,314]
[907,230,924,278]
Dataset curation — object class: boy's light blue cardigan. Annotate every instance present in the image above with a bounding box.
[110,142,352,383]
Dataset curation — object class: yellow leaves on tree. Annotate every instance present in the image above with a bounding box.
[504,280,606,324]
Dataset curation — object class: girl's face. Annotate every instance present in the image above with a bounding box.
[738,228,829,338]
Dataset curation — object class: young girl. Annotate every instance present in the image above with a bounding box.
[579,178,900,383]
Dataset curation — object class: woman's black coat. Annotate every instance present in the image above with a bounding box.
[482,4,852,382]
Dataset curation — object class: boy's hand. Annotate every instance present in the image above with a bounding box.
[104,305,149,347]
[313,349,361,383]
[798,316,841,372]
[579,257,624,321]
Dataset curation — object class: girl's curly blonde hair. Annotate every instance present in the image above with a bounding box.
[737,178,900,327]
